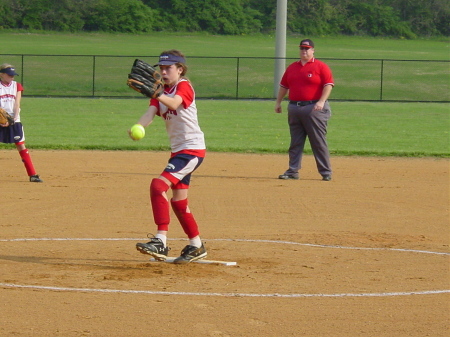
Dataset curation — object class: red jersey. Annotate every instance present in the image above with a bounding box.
[280,58,334,101]
[150,79,205,156]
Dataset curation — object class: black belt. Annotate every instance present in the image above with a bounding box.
[289,100,319,106]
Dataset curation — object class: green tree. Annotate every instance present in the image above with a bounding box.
[42,0,85,31]
[83,0,157,33]
[287,0,335,35]
[0,0,19,29]
[389,0,449,36]
[0,0,448,37]
[143,0,262,34]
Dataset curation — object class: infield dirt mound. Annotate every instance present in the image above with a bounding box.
[1,150,448,337]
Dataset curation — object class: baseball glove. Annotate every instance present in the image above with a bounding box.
[127,59,164,98]
[0,108,14,126]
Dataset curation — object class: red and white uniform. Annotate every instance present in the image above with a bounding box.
[0,80,23,122]
[150,79,205,156]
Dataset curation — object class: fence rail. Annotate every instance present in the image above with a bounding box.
[1,54,449,102]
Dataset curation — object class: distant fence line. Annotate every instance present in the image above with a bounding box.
[1,54,449,102]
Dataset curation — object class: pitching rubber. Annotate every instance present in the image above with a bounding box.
[149,257,237,266]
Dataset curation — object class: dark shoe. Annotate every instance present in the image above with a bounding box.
[278,174,299,180]
[173,244,207,264]
[136,237,170,261]
[322,175,332,181]
[30,175,43,182]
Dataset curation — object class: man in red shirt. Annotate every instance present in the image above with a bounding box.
[275,39,334,181]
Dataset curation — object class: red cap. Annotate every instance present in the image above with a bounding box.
[299,39,314,48]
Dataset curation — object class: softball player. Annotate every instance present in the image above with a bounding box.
[133,50,206,264]
[0,64,42,183]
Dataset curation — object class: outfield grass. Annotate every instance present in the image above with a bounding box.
[0,98,447,157]
[1,31,449,60]
[0,32,448,101]
[2,55,446,101]
[0,33,448,157]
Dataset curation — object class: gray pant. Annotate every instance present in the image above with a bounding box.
[284,101,332,176]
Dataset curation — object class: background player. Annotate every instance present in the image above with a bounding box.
[0,63,43,183]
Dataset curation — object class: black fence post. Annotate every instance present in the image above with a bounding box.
[380,59,384,101]
[92,55,96,97]
[236,57,240,100]
[21,55,25,87]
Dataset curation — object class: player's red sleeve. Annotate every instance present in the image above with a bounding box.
[279,64,293,89]
[148,81,193,112]
[149,98,159,107]
[175,81,194,109]
[149,98,160,116]
[320,62,334,87]
[17,82,24,91]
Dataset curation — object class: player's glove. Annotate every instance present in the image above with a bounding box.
[0,108,14,126]
[127,59,164,99]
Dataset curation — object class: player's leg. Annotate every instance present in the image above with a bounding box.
[304,103,332,180]
[16,143,43,182]
[136,154,206,262]
[150,176,172,233]
[171,188,207,264]
[279,105,306,179]
[171,188,201,245]
[166,154,206,263]
[13,124,42,182]
[136,176,172,260]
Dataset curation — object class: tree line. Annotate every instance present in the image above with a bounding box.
[0,0,448,38]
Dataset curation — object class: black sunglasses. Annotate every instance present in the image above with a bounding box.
[300,47,312,51]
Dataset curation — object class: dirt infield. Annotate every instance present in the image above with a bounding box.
[1,150,449,336]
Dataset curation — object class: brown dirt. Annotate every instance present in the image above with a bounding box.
[1,150,449,337]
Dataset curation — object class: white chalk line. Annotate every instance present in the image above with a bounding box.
[1,237,448,256]
[0,282,448,298]
[1,237,449,298]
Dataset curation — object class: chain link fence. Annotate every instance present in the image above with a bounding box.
[1,54,449,102]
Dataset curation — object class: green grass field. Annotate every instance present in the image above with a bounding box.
[1,32,449,101]
[1,31,449,60]
[0,32,448,157]
[0,98,447,157]
[3,54,446,101]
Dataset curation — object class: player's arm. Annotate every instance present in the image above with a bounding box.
[314,62,334,111]
[157,93,183,111]
[319,84,333,101]
[13,90,22,121]
[137,105,157,127]
[314,84,333,111]
[275,86,288,113]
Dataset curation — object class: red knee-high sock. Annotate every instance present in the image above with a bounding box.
[19,149,36,176]
[171,198,200,239]
[150,178,170,231]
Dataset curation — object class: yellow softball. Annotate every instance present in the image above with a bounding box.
[130,124,145,140]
